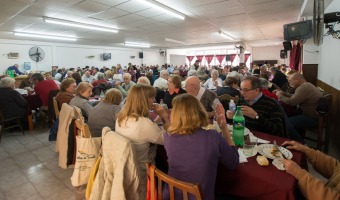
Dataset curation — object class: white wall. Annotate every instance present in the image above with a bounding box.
[318,0,340,90]
[170,55,186,66]
[0,39,164,73]
[252,45,288,65]
[302,38,320,64]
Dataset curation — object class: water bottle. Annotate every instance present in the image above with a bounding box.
[100,91,105,99]
[229,99,236,113]
[232,106,245,146]
[159,99,168,110]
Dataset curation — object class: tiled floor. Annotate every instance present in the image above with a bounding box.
[0,128,339,200]
[0,128,74,200]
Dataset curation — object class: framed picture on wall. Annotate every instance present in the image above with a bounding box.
[24,62,31,70]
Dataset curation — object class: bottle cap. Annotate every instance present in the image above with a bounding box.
[230,99,234,103]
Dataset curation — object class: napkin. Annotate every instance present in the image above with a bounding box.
[249,132,270,144]
[238,149,248,163]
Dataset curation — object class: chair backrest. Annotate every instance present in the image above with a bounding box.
[146,163,203,200]
[74,119,91,138]
[53,97,60,119]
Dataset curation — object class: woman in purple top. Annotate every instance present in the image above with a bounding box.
[164,94,239,200]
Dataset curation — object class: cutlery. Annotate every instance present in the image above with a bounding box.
[273,140,288,159]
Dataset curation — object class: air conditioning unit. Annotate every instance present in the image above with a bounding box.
[86,55,95,59]
[130,56,135,59]
[8,52,19,59]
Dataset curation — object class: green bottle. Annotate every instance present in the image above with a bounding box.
[232,106,245,146]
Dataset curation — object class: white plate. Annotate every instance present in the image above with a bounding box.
[227,125,250,135]
[257,144,293,160]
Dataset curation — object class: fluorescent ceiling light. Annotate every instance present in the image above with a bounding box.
[135,0,185,20]
[219,31,234,41]
[165,38,186,44]
[43,17,118,33]
[124,42,150,48]
[14,32,77,41]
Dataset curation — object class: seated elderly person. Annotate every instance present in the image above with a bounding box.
[69,82,94,118]
[92,72,109,87]
[217,76,240,97]
[203,69,223,90]
[31,73,59,110]
[82,70,96,83]
[115,73,136,98]
[226,76,285,137]
[0,77,27,126]
[88,88,122,137]
[185,76,220,118]
[260,78,278,100]
[270,67,288,89]
[55,78,76,107]
[164,75,186,109]
[153,70,168,90]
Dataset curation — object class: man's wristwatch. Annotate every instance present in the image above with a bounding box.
[255,114,260,119]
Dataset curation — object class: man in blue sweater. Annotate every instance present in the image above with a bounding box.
[7,64,23,75]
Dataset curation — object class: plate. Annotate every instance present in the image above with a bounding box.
[257,144,293,160]
[227,125,250,135]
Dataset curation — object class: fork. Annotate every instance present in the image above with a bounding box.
[273,140,288,159]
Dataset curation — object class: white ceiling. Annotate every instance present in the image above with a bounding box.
[0,0,313,48]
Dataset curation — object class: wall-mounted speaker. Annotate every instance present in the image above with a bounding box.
[226,54,231,61]
[280,50,287,59]
[283,41,292,51]
[139,52,143,59]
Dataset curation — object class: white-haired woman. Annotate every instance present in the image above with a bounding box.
[0,77,27,122]
[203,69,223,90]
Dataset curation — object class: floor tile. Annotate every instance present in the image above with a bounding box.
[4,182,38,200]
[0,170,28,192]
[31,146,57,163]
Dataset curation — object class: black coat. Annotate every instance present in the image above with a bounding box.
[0,88,27,119]
[271,71,288,88]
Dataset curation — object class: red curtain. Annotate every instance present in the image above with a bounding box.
[244,54,251,62]
[230,54,237,63]
[186,56,194,64]
[216,55,226,64]
[196,55,204,62]
[205,55,214,65]
[289,42,302,71]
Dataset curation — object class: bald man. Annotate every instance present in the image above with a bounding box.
[185,76,220,118]
[276,72,323,143]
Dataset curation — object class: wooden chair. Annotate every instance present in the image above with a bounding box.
[146,163,203,200]
[53,97,60,119]
[0,110,24,142]
[304,94,332,152]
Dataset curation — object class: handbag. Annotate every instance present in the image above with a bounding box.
[70,117,101,187]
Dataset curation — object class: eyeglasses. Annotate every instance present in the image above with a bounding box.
[240,88,256,92]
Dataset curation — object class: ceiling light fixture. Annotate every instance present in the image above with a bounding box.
[124,42,150,48]
[14,32,77,41]
[43,17,118,33]
[165,38,186,44]
[135,0,185,20]
[219,31,234,41]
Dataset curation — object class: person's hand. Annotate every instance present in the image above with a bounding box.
[281,140,309,154]
[153,104,167,119]
[272,89,282,94]
[226,110,234,119]
[114,81,121,87]
[215,104,227,129]
[240,106,258,119]
[281,159,302,176]
[276,91,284,98]
[213,81,218,88]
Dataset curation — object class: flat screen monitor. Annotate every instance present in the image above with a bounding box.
[283,20,313,41]
[103,53,111,60]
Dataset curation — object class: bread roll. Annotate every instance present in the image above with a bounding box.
[256,156,269,166]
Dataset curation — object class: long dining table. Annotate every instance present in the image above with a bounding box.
[215,131,307,200]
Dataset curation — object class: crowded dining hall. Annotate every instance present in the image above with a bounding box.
[0,0,340,199]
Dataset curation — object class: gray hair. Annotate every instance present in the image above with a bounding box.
[259,78,269,89]
[187,69,197,77]
[0,77,16,88]
[137,76,150,85]
[160,70,168,77]
[210,69,219,76]
[97,72,105,80]
[123,73,131,79]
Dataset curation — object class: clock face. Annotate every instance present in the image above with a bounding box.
[29,46,45,62]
